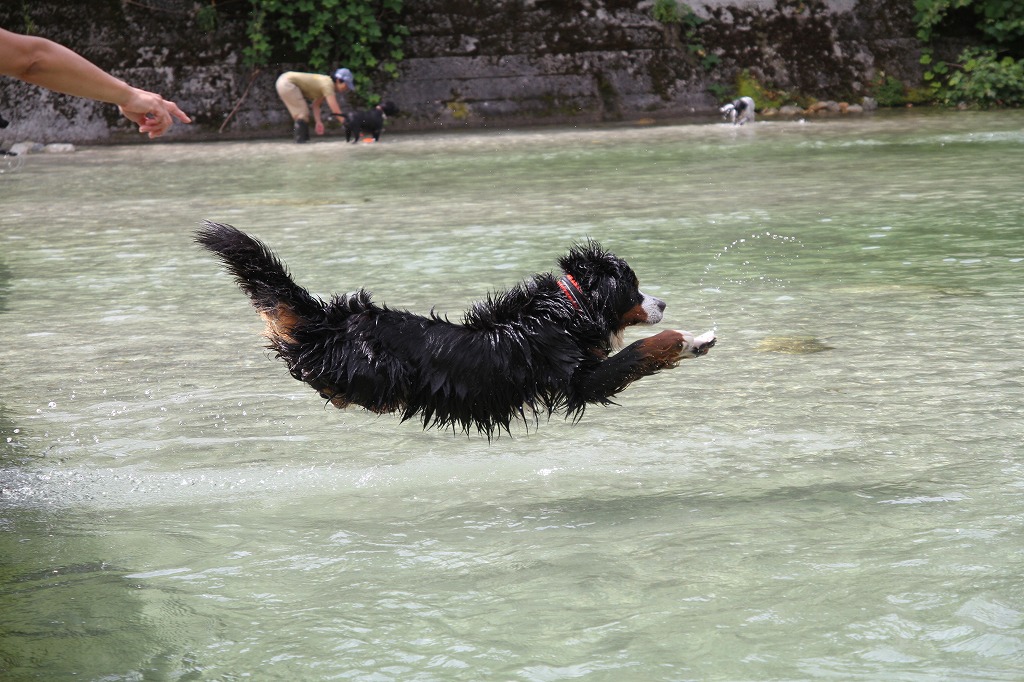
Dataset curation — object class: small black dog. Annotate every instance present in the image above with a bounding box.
[195,222,715,437]
[340,101,399,143]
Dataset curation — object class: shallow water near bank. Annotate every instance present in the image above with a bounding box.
[2,110,1023,680]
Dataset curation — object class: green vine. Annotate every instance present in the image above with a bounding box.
[196,3,218,34]
[18,0,37,34]
[651,0,718,69]
[243,0,407,104]
[652,0,683,24]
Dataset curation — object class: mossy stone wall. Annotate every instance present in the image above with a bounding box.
[0,0,924,144]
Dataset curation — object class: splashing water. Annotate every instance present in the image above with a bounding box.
[1,150,25,174]
[698,231,804,332]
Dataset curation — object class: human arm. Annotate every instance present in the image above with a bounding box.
[311,86,346,135]
[311,95,327,135]
[326,93,344,119]
[0,28,190,138]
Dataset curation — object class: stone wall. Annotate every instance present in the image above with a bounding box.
[0,0,925,144]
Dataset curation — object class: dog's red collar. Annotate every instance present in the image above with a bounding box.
[558,274,585,310]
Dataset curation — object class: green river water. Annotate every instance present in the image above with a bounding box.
[1,110,1022,680]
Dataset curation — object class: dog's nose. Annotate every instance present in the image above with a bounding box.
[640,292,666,324]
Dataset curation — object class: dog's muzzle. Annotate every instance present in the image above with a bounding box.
[642,293,666,324]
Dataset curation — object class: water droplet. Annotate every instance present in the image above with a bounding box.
[697,232,806,331]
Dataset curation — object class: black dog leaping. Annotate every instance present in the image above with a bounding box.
[338,101,398,143]
[195,222,715,437]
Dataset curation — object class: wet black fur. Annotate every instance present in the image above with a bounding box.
[342,101,399,143]
[195,221,669,438]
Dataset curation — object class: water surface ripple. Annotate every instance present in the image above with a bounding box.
[2,111,1023,680]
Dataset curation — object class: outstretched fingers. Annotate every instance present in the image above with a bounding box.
[119,88,191,138]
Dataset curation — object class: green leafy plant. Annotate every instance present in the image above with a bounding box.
[868,72,908,107]
[923,47,1024,106]
[652,0,717,69]
[195,2,218,34]
[915,0,1024,106]
[736,70,788,108]
[652,0,683,25]
[244,0,407,103]
[914,0,1024,47]
[705,82,731,102]
[680,5,717,69]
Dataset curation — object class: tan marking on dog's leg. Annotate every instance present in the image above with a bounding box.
[636,330,687,368]
[317,386,351,410]
[259,304,301,344]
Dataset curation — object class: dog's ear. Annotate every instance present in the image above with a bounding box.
[558,240,630,290]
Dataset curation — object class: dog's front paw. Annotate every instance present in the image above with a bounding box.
[633,330,684,369]
[635,329,717,371]
[676,329,717,358]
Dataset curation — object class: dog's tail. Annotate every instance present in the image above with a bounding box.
[194,221,324,344]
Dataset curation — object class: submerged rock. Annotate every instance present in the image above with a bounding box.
[8,141,43,155]
[755,336,834,354]
[5,141,75,154]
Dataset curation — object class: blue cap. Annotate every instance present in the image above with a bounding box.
[333,68,355,92]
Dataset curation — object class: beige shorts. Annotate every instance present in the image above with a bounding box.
[275,74,310,121]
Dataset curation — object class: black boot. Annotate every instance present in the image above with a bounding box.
[293,119,309,143]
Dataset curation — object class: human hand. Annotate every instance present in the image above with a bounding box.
[315,121,325,135]
[118,87,191,138]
